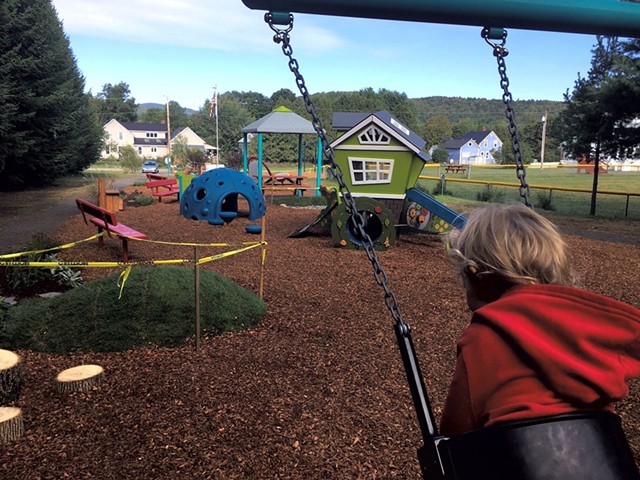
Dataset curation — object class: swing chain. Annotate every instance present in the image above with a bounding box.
[265,12,407,329]
[482,28,532,208]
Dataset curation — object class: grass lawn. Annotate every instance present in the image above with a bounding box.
[419,164,640,220]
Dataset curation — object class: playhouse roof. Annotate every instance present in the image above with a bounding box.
[241,106,316,135]
[332,110,427,152]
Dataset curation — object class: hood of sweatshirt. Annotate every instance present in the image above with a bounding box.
[474,284,640,406]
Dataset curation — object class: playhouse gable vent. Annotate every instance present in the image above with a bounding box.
[359,126,390,145]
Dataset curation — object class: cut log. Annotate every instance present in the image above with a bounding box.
[56,364,104,394]
[0,407,23,444]
[0,349,22,405]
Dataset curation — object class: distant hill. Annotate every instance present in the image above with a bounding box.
[138,102,197,116]
[411,96,565,125]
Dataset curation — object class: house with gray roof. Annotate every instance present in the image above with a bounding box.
[439,130,502,164]
[102,119,215,159]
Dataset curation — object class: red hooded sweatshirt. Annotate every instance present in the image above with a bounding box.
[440,284,640,437]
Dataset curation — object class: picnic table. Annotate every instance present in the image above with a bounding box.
[445,164,467,174]
[263,174,307,195]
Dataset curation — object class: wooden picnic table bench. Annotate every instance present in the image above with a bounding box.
[75,198,147,262]
[445,164,467,174]
[146,178,180,202]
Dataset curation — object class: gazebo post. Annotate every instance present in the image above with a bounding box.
[316,136,322,196]
[243,134,249,174]
[258,133,264,186]
[297,135,303,176]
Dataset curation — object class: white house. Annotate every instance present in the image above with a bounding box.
[438,130,503,165]
[102,120,216,159]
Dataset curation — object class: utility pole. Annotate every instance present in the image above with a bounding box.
[540,110,547,170]
[165,97,171,157]
[214,86,219,165]
[165,96,172,177]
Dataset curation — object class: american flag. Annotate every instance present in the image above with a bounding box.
[209,89,218,119]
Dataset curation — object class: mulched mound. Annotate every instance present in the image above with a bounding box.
[2,193,640,479]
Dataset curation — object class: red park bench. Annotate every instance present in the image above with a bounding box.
[146,178,180,202]
[75,198,147,262]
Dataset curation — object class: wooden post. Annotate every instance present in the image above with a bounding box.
[194,247,201,351]
[259,215,266,299]
[98,178,106,208]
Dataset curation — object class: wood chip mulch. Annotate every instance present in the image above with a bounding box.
[2,192,640,479]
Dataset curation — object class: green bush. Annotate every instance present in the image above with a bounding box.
[535,191,555,211]
[0,266,266,353]
[476,185,505,203]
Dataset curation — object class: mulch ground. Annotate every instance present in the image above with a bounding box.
[2,190,640,479]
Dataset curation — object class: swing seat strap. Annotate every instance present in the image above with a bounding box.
[436,411,640,480]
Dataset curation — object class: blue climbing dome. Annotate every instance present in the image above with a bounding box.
[180,168,266,225]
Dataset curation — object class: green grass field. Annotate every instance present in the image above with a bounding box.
[419,164,640,220]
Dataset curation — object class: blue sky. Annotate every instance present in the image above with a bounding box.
[51,0,599,111]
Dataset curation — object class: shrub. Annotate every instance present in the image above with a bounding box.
[535,191,555,211]
[0,266,266,353]
[133,194,154,206]
[476,185,505,203]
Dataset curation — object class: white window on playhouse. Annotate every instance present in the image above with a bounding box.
[349,157,394,185]
[358,126,390,145]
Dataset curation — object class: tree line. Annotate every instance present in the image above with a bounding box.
[1,0,638,191]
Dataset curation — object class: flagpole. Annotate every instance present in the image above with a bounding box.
[214,86,219,165]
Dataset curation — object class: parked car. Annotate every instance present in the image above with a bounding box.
[141,161,159,174]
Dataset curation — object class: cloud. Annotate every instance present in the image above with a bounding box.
[51,0,344,53]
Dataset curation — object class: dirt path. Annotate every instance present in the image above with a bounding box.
[0,175,145,254]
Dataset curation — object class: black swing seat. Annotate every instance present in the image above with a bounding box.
[431,411,640,480]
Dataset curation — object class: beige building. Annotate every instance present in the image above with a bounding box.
[102,119,216,160]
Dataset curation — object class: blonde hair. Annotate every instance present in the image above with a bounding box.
[447,203,577,290]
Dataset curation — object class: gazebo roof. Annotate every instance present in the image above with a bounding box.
[241,106,316,135]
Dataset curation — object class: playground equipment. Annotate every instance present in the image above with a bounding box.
[180,168,266,226]
[241,1,640,478]
[292,110,467,250]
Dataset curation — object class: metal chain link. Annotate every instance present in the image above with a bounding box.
[481,28,532,208]
[266,13,408,331]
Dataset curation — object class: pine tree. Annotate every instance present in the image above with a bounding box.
[0,0,102,189]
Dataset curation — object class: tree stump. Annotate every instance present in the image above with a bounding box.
[56,365,104,394]
[0,407,23,444]
[0,349,22,405]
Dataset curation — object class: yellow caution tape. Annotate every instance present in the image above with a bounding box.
[117,265,133,299]
[127,236,262,248]
[0,241,268,269]
[197,242,267,265]
[0,233,104,259]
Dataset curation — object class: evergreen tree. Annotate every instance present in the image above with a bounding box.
[559,36,640,215]
[0,0,102,189]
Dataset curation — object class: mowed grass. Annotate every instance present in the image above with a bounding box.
[419,164,640,220]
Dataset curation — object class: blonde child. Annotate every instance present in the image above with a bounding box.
[440,203,640,436]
